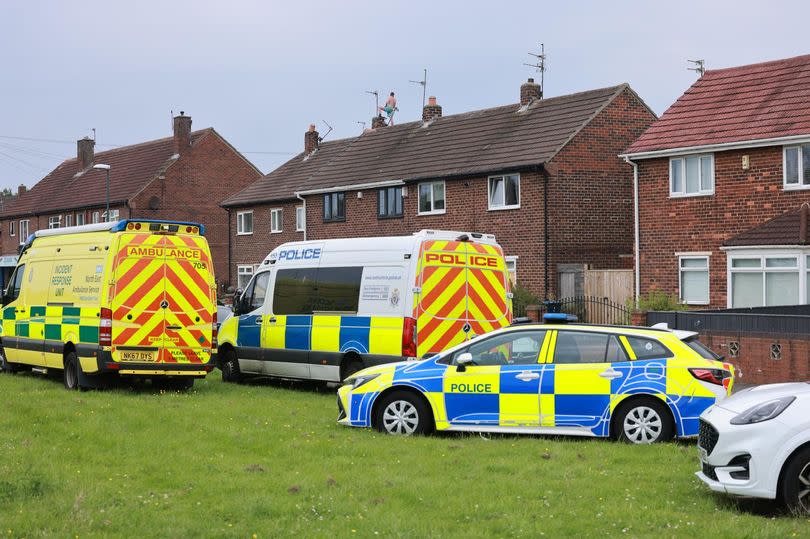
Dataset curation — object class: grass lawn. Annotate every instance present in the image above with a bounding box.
[0,371,805,538]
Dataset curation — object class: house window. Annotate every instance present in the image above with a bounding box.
[271,209,283,233]
[670,154,714,196]
[377,186,403,219]
[19,220,29,244]
[237,265,254,290]
[505,256,518,284]
[323,192,345,222]
[784,145,810,188]
[92,211,100,224]
[9,221,15,237]
[488,174,520,210]
[418,181,446,214]
[729,255,803,308]
[295,206,305,232]
[64,214,72,227]
[237,211,253,235]
[75,213,85,226]
[679,255,709,304]
[107,209,120,222]
[48,216,61,229]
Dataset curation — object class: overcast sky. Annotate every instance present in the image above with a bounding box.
[0,0,807,191]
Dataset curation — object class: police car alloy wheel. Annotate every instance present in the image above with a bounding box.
[781,446,810,515]
[615,399,673,444]
[374,391,433,435]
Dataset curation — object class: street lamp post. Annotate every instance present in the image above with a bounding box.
[92,164,111,221]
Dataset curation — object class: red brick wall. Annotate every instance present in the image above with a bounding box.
[699,331,810,385]
[130,132,261,291]
[637,146,810,308]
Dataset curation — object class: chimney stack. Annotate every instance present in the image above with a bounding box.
[422,96,443,123]
[520,78,542,106]
[304,124,319,153]
[173,111,192,154]
[77,137,95,169]
[371,115,387,129]
[17,184,26,196]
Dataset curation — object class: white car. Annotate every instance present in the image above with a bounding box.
[696,382,810,514]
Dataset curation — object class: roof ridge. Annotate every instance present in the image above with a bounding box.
[90,128,212,160]
[705,53,810,75]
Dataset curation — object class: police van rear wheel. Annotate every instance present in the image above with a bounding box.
[63,352,80,391]
[614,398,673,444]
[374,391,433,436]
[221,349,242,383]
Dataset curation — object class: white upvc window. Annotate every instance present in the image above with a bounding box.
[92,211,100,224]
[104,209,120,222]
[270,208,283,233]
[19,220,29,244]
[488,173,520,210]
[678,254,710,305]
[505,256,518,284]
[670,154,714,197]
[237,265,254,290]
[48,215,61,229]
[418,181,446,215]
[75,213,85,226]
[728,252,808,308]
[9,221,15,237]
[783,144,810,189]
[237,210,253,235]
[64,214,72,227]
[295,206,305,232]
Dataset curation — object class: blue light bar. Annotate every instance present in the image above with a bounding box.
[543,312,578,323]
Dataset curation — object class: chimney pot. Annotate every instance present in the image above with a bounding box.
[520,78,542,106]
[173,113,192,154]
[77,137,95,169]
[422,96,443,123]
[304,124,320,153]
[18,184,26,195]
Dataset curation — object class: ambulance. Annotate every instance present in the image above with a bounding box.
[0,220,218,390]
[217,230,512,383]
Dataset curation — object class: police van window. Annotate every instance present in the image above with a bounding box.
[553,331,613,364]
[273,268,318,314]
[250,272,270,311]
[6,264,25,302]
[457,330,546,366]
[623,336,673,361]
[313,266,362,313]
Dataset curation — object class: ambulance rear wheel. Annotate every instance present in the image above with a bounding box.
[63,352,80,391]
[374,390,433,436]
[221,348,242,383]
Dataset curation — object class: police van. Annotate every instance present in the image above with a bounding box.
[218,230,512,383]
[0,220,218,390]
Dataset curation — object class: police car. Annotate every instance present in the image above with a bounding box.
[337,316,735,443]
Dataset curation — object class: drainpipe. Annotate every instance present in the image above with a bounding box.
[295,193,307,241]
[624,156,641,307]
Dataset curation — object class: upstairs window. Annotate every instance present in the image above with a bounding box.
[48,216,61,229]
[19,220,29,244]
[295,206,305,232]
[75,213,85,226]
[418,181,446,214]
[64,214,72,227]
[270,208,283,233]
[237,210,253,235]
[670,154,714,197]
[784,145,810,188]
[9,221,15,237]
[488,174,520,210]
[377,186,403,219]
[323,192,345,222]
[92,211,100,224]
[104,209,120,222]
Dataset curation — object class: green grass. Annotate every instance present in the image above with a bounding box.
[0,372,805,538]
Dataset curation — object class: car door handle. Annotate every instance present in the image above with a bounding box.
[268,317,276,323]
[599,368,622,380]
[255,317,263,324]
[515,371,540,381]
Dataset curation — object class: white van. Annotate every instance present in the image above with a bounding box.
[216,230,512,383]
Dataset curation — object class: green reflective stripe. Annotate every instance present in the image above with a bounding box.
[2,308,15,320]
[29,306,46,317]
[63,307,81,317]
[16,322,29,338]
[79,326,99,344]
[44,324,61,340]
[63,317,81,325]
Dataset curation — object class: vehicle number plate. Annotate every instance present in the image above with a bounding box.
[120,351,155,362]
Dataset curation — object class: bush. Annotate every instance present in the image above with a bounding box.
[630,290,688,312]
[511,282,541,317]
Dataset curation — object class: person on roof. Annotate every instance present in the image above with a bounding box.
[378,92,398,125]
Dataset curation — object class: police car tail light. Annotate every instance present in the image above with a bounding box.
[99,308,113,347]
[211,312,218,348]
[689,368,729,386]
[402,317,417,358]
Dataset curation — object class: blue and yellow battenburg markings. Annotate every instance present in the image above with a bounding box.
[342,356,716,437]
[236,314,403,356]
[2,305,100,344]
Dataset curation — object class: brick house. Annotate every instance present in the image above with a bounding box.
[0,114,262,290]
[622,54,810,309]
[222,79,656,297]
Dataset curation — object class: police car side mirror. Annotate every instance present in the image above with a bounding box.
[456,352,474,372]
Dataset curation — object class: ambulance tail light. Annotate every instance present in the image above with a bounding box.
[402,317,417,358]
[212,312,218,349]
[99,308,113,347]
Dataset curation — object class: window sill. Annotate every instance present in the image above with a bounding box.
[377,214,404,220]
[271,230,283,234]
[487,205,521,212]
[783,184,810,191]
[295,228,305,233]
[669,192,714,199]
[681,301,710,306]
[323,218,346,223]
[237,231,253,236]
[418,209,446,216]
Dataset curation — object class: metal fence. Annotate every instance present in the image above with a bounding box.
[647,309,810,335]
[514,296,632,325]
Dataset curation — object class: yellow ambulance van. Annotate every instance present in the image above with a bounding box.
[0,220,217,390]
